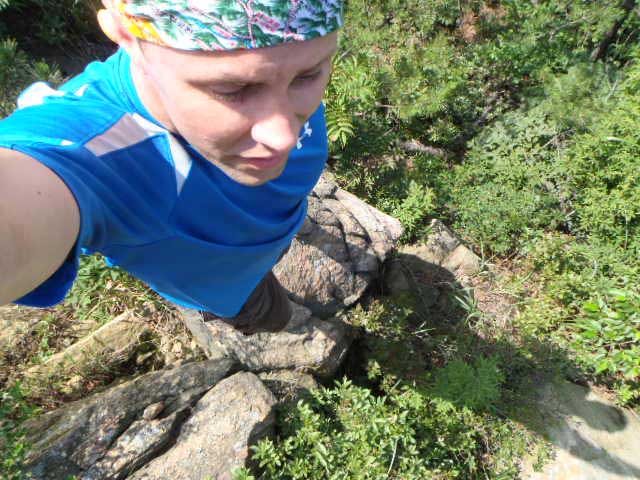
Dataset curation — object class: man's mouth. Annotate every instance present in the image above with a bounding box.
[239,154,287,170]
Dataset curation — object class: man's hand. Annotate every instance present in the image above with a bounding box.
[0,148,79,305]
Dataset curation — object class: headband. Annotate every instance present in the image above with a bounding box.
[107,0,344,51]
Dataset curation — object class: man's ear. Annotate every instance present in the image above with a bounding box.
[97,8,146,66]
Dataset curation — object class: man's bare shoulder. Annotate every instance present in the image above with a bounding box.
[0,148,79,305]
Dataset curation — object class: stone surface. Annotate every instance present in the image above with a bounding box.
[441,244,482,279]
[129,372,276,480]
[275,218,373,317]
[417,218,461,265]
[258,369,319,401]
[274,174,403,317]
[385,219,480,296]
[521,381,640,480]
[333,188,403,262]
[82,410,187,480]
[179,302,352,380]
[26,311,151,381]
[23,358,235,480]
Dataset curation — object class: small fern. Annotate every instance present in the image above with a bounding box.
[432,356,505,411]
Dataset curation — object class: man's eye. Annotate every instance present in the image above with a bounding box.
[293,70,322,85]
[210,87,246,102]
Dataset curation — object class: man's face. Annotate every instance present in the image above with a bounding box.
[131,33,338,186]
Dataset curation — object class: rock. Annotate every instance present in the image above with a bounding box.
[441,244,481,279]
[521,380,640,480]
[151,312,202,366]
[313,172,338,198]
[258,370,319,402]
[23,358,235,480]
[142,402,165,421]
[129,372,276,480]
[274,174,403,317]
[385,219,480,295]
[333,188,403,262]
[322,198,368,238]
[26,311,151,382]
[82,410,187,480]
[179,302,352,380]
[418,219,461,265]
[384,258,413,294]
[275,220,373,317]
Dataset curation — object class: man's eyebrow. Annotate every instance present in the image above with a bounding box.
[188,48,338,85]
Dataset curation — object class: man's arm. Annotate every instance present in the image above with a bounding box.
[0,148,79,305]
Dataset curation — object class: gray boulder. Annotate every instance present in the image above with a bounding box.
[22,358,235,480]
[274,173,403,317]
[179,302,352,380]
[258,369,319,402]
[385,219,481,296]
[130,372,277,480]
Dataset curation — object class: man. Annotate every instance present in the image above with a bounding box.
[0,0,342,334]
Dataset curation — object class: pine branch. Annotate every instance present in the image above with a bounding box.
[591,0,637,61]
[398,139,448,159]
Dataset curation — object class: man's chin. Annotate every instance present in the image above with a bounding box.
[214,162,287,187]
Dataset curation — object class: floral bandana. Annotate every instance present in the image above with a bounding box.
[107,0,344,51]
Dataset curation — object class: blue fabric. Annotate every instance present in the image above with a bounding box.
[0,49,328,316]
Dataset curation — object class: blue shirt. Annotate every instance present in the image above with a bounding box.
[0,49,328,316]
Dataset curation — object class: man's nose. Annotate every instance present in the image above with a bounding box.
[250,97,300,154]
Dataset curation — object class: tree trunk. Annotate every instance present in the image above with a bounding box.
[591,0,637,61]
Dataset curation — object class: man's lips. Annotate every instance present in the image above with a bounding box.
[239,154,287,170]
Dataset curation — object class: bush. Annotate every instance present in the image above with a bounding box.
[432,356,504,411]
[327,1,640,252]
[449,62,618,255]
[0,0,102,47]
[0,383,39,480]
[574,289,640,382]
[517,233,640,403]
[240,378,522,480]
[233,295,540,479]
[0,38,61,117]
[560,60,640,252]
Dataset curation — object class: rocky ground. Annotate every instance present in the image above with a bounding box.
[2,174,639,479]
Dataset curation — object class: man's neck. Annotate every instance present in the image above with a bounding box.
[130,61,177,132]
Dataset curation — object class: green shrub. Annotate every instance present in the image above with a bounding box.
[63,254,168,325]
[235,293,537,480]
[432,356,504,411]
[0,0,102,46]
[0,383,39,480]
[326,0,486,221]
[392,181,436,242]
[517,233,640,404]
[573,289,640,383]
[240,378,522,479]
[560,61,640,252]
[327,2,640,252]
[527,235,637,314]
[449,107,564,255]
[0,38,61,117]
[449,62,618,255]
